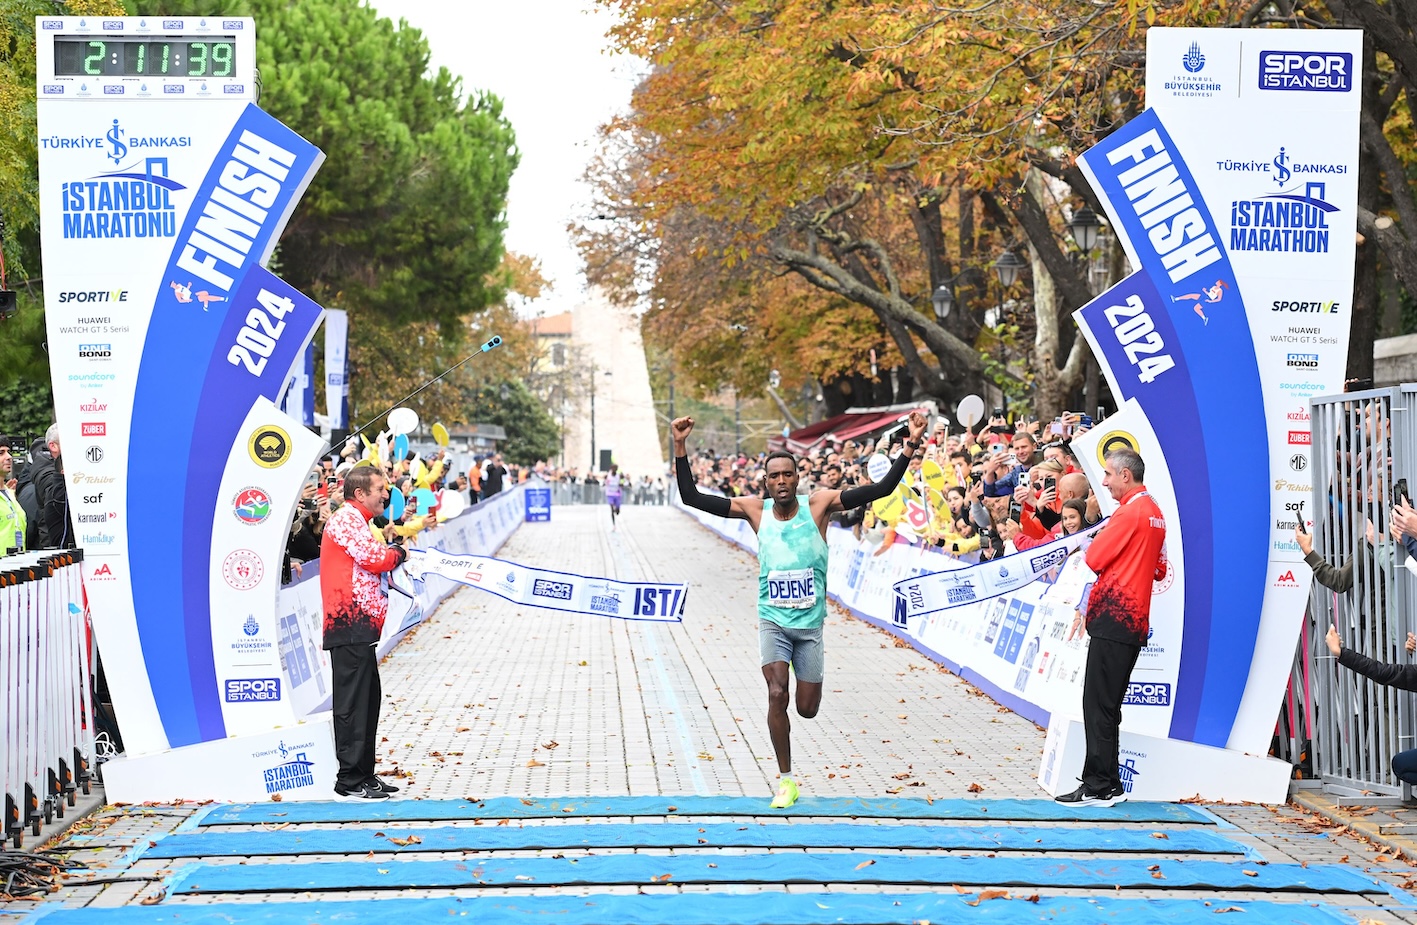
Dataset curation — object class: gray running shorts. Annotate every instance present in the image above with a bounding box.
[759,619,825,683]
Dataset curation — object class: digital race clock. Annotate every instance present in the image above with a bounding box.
[54,37,237,78]
[35,16,255,100]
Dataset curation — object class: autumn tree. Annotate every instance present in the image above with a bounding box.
[580,0,1231,419]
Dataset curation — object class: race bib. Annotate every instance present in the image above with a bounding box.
[767,569,817,609]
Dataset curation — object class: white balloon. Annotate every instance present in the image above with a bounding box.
[436,490,467,522]
[387,407,420,435]
[956,394,986,428]
[867,453,892,483]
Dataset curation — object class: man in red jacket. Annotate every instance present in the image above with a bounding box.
[321,466,407,800]
[1057,447,1167,807]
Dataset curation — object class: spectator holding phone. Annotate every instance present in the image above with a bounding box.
[1326,623,1417,783]
[982,431,1043,499]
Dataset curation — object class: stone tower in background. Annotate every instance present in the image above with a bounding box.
[558,288,664,479]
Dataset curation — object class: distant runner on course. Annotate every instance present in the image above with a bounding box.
[605,464,624,530]
[672,410,928,808]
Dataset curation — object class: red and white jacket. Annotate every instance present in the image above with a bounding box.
[1084,486,1167,646]
[320,501,405,649]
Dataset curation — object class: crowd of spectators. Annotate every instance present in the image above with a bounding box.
[282,443,545,582]
[1,424,71,557]
[680,411,1106,563]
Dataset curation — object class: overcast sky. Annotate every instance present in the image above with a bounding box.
[370,0,641,313]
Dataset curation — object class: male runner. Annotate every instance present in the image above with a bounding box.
[672,410,929,808]
[605,464,624,530]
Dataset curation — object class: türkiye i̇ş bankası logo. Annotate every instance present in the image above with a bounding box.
[51,118,191,240]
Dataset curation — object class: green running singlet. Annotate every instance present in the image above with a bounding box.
[757,495,828,630]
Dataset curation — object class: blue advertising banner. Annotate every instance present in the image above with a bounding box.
[525,487,552,523]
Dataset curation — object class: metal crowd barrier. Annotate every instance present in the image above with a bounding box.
[2,550,95,847]
[1306,385,1416,802]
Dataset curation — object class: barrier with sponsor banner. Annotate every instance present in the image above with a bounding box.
[677,492,1291,801]
[1,552,94,847]
[36,16,351,801]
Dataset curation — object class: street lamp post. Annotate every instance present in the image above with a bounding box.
[590,366,612,472]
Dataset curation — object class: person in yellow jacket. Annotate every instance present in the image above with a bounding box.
[0,436,26,556]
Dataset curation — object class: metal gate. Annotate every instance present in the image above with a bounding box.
[1306,385,1417,801]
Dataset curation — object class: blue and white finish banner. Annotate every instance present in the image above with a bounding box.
[38,18,334,758]
[404,548,688,623]
[281,342,315,427]
[1068,28,1360,755]
[893,526,1102,620]
[324,308,348,429]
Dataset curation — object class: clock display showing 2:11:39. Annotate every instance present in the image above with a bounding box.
[54,39,236,77]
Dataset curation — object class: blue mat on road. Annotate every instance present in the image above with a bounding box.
[187,796,1214,827]
[167,853,1381,896]
[20,893,1353,925]
[139,821,1250,860]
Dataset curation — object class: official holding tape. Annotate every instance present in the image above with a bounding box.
[321,466,408,801]
[672,410,927,808]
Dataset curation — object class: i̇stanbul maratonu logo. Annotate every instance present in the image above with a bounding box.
[106,119,127,165]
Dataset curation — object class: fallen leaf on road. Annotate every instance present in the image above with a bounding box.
[543,741,560,749]
[855,860,876,870]
[967,783,984,793]
[514,875,534,881]
[651,874,673,883]
[139,890,166,905]
[1242,870,1258,877]
[1150,832,1169,839]
[388,835,422,847]
[965,889,1010,906]
[526,759,545,767]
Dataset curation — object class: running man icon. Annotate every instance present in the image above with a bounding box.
[1171,279,1228,325]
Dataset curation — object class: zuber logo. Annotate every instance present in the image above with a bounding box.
[81,422,106,437]
[1288,431,1311,445]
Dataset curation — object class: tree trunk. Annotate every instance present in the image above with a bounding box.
[1348,38,1381,384]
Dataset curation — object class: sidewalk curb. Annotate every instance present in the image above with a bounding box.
[1290,786,1417,860]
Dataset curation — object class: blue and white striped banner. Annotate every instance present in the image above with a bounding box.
[404,548,687,623]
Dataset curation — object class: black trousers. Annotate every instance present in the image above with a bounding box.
[330,642,381,789]
[1081,635,1142,794]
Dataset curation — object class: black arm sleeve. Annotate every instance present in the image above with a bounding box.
[839,450,912,509]
[1338,645,1417,691]
[676,456,732,517]
[1036,505,1061,530]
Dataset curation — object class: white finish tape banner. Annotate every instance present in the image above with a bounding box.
[892,526,1103,620]
[404,548,688,623]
